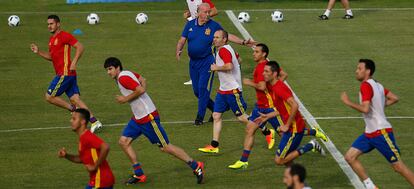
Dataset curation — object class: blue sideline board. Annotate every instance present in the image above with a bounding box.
[67,0,175,4]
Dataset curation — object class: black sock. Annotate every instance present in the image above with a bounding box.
[262,128,271,135]
[211,140,219,148]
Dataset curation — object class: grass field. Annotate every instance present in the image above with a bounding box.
[1,0,414,188]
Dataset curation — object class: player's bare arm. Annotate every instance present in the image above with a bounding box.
[281,97,299,132]
[279,70,288,81]
[228,34,257,47]
[30,43,52,61]
[183,10,191,19]
[243,79,266,91]
[211,63,233,72]
[85,142,110,172]
[253,111,280,125]
[176,37,187,61]
[58,147,82,163]
[341,92,370,113]
[210,7,218,17]
[70,42,84,71]
[116,85,146,104]
[385,91,399,106]
[137,76,147,90]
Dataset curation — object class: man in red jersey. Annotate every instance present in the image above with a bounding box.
[255,61,325,166]
[58,108,114,189]
[30,15,102,133]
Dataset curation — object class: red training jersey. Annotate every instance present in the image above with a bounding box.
[253,60,274,108]
[268,80,305,133]
[360,81,389,102]
[48,31,78,76]
[79,130,115,188]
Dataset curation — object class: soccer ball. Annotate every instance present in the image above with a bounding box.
[8,15,20,27]
[87,13,100,25]
[271,11,284,22]
[238,12,250,23]
[135,13,148,24]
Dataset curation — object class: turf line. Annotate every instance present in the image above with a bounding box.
[1,7,414,15]
[225,10,365,188]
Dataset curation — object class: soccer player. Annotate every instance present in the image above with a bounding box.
[341,59,414,188]
[184,0,217,22]
[283,164,312,189]
[103,57,205,185]
[228,44,286,169]
[319,0,353,20]
[183,0,218,85]
[198,30,248,153]
[30,15,102,132]
[230,61,326,169]
[176,3,256,126]
[58,108,114,189]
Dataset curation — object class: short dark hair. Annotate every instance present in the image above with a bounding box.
[266,60,281,75]
[74,108,90,124]
[47,15,60,23]
[217,30,228,42]
[104,57,123,70]
[289,163,306,183]
[256,43,269,58]
[359,59,375,76]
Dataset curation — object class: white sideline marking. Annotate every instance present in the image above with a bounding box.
[0,116,412,133]
[225,10,365,188]
[1,7,414,15]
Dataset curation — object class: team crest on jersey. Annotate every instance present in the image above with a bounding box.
[205,28,211,35]
[54,38,58,45]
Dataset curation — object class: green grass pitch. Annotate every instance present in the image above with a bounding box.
[1,0,414,188]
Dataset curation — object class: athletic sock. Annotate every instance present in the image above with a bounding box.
[187,160,199,171]
[304,128,316,136]
[346,9,353,16]
[363,178,376,189]
[240,150,251,162]
[261,127,271,136]
[133,163,144,176]
[324,9,331,17]
[90,117,97,123]
[297,143,313,155]
[211,140,219,148]
[70,105,76,112]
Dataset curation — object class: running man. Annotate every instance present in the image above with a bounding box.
[58,108,114,189]
[30,15,102,132]
[229,61,326,169]
[103,57,205,185]
[197,30,248,153]
[183,0,218,85]
[319,0,353,20]
[341,59,414,188]
[176,3,256,125]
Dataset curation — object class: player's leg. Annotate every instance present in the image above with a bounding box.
[145,116,205,184]
[119,119,146,185]
[345,134,377,189]
[340,0,354,19]
[391,161,414,186]
[374,131,414,186]
[319,0,336,20]
[66,76,102,132]
[228,120,259,169]
[45,76,75,111]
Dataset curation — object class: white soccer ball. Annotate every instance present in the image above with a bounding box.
[8,15,20,27]
[238,12,250,23]
[87,13,100,25]
[271,11,284,22]
[135,13,148,24]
